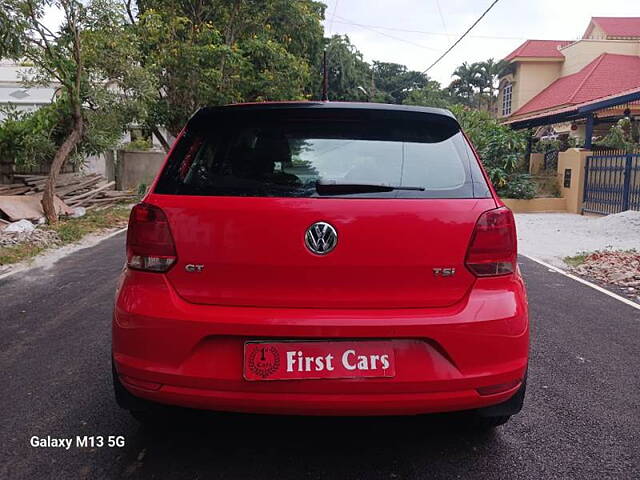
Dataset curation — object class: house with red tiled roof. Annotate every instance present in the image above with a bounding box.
[498,17,640,145]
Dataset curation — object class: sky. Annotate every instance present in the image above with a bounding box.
[321,0,640,86]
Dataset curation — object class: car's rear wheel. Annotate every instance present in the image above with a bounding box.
[472,414,511,429]
[112,360,160,423]
[473,374,527,429]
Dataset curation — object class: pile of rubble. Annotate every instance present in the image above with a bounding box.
[0,173,136,211]
[572,250,640,290]
[0,226,61,249]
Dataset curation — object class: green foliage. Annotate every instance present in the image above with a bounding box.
[0,103,68,168]
[601,118,639,152]
[0,0,144,173]
[133,0,326,137]
[533,136,578,154]
[563,253,589,268]
[532,138,560,154]
[137,182,148,195]
[371,61,430,104]
[123,138,152,151]
[0,90,132,169]
[449,105,529,196]
[323,34,370,102]
[497,174,536,199]
[402,80,453,109]
[448,58,510,110]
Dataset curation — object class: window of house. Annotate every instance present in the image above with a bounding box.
[502,83,512,116]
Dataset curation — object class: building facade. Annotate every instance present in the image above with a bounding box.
[498,17,640,142]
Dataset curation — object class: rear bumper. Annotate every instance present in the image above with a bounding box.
[112,269,529,416]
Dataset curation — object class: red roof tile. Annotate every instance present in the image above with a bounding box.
[504,85,640,125]
[589,17,640,38]
[504,40,571,61]
[512,54,640,117]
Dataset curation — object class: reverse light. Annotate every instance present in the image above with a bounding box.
[465,207,517,277]
[126,203,177,273]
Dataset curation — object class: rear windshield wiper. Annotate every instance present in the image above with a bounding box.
[316,181,425,195]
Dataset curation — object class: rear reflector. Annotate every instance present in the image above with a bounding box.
[465,207,517,277]
[126,203,177,273]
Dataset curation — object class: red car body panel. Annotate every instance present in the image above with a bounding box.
[112,102,529,416]
[113,267,528,415]
[158,196,495,308]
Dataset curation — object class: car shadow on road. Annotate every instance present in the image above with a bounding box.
[113,409,511,479]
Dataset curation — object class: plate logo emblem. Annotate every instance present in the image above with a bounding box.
[305,222,338,255]
[248,345,280,378]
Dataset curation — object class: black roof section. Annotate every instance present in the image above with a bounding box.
[188,101,459,129]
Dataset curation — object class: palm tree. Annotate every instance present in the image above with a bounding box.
[449,62,482,105]
[477,58,511,112]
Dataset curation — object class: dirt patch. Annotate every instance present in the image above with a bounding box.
[569,251,640,304]
[0,205,131,270]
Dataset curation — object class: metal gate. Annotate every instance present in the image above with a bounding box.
[583,153,640,215]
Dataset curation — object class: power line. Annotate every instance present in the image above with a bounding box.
[328,0,340,36]
[434,0,451,42]
[388,0,502,94]
[333,17,439,51]
[332,15,526,41]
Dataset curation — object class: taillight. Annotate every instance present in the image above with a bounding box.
[126,203,177,272]
[465,207,517,277]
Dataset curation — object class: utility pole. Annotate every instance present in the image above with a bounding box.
[370,68,376,100]
[322,50,329,101]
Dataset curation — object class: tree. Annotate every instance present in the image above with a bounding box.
[401,80,452,109]
[371,61,429,104]
[1,0,87,222]
[322,34,371,101]
[1,0,152,220]
[450,105,529,194]
[125,0,326,145]
[448,62,481,105]
[476,58,510,112]
[601,117,640,152]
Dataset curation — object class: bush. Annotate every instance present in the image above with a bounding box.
[532,138,560,154]
[0,94,129,171]
[0,103,67,168]
[449,105,528,189]
[496,174,536,199]
[122,138,152,151]
[600,118,639,152]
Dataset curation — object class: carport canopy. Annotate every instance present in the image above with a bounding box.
[503,87,640,149]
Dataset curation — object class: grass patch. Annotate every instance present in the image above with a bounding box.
[0,243,46,266]
[45,206,131,243]
[0,205,131,267]
[564,253,589,268]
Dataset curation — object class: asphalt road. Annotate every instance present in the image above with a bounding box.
[1,232,639,480]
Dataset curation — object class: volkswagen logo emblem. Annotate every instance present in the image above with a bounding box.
[305,222,338,255]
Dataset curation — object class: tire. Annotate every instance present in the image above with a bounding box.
[472,414,511,430]
[112,359,158,422]
[128,408,161,424]
[476,375,527,418]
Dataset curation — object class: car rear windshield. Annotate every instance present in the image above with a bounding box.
[154,108,491,199]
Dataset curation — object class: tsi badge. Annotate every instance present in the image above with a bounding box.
[185,264,205,273]
[433,267,456,277]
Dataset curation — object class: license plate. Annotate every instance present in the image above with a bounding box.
[243,341,396,381]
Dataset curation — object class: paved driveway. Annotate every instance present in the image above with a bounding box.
[1,233,639,479]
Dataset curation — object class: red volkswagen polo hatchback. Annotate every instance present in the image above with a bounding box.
[112,102,528,427]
